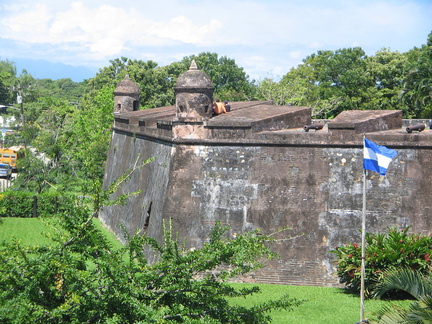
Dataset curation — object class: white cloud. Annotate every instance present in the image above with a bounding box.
[1,1,224,60]
[3,4,52,38]
[151,16,223,45]
[0,0,430,80]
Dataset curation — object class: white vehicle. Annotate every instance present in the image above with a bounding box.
[0,163,12,179]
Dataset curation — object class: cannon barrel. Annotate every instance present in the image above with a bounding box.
[304,123,324,132]
[406,123,425,133]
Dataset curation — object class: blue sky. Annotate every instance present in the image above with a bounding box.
[0,0,431,82]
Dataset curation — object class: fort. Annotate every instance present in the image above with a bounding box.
[99,61,432,286]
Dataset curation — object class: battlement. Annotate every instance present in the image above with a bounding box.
[112,101,432,148]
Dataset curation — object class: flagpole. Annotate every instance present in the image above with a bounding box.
[360,137,367,323]
[360,136,398,323]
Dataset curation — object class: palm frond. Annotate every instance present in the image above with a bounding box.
[375,304,410,323]
[374,269,432,323]
[373,268,432,300]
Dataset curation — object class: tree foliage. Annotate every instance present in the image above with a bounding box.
[364,49,409,113]
[67,86,114,181]
[267,47,375,118]
[258,31,432,119]
[11,97,77,193]
[291,47,369,117]
[400,32,432,118]
[0,59,17,104]
[12,86,114,194]
[86,53,257,111]
[35,78,86,103]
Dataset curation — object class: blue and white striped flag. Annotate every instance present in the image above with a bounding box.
[363,138,398,176]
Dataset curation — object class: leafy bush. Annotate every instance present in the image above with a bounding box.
[331,227,432,295]
[0,191,34,217]
[0,191,76,217]
[0,207,302,323]
[34,193,76,216]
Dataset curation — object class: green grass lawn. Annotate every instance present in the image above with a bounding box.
[0,217,55,246]
[0,216,123,249]
[0,217,411,324]
[229,283,411,323]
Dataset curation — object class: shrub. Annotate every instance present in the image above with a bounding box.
[0,191,77,217]
[35,193,76,216]
[0,212,303,323]
[331,227,432,295]
[0,191,34,217]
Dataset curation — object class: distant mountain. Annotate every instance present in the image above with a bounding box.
[13,58,98,82]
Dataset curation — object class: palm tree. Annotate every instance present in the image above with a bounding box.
[373,268,432,323]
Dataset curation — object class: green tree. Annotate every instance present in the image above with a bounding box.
[364,49,409,113]
[66,85,114,193]
[273,47,373,118]
[87,57,131,91]
[11,86,114,194]
[400,32,432,118]
[257,77,304,106]
[87,53,258,111]
[0,59,17,104]
[11,152,55,194]
[11,97,77,193]
[15,70,38,102]
[35,78,85,103]
[259,46,422,119]
[128,60,180,109]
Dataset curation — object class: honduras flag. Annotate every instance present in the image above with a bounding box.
[363,138,398,176]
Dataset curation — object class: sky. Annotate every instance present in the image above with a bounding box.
[0,0,431,82]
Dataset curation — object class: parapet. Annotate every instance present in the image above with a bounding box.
[205,103,311,139]
[327,110,402,143]
[113,101,311,142]
[112,101,431,147]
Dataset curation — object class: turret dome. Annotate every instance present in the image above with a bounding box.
[175,60,213,90]
[174,60,214,120]
[114,74,139,95]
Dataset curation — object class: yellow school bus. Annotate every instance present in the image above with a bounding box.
[0,146,24,171]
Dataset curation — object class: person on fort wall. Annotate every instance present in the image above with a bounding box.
[212,101,231,116]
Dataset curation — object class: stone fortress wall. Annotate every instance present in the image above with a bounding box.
[99,63,432,286]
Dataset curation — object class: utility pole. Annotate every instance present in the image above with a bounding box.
[14,83,29,150]
[17,92,24,126]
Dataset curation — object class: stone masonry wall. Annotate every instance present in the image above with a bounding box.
[100,126,432,286]
[101,130,174,247]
